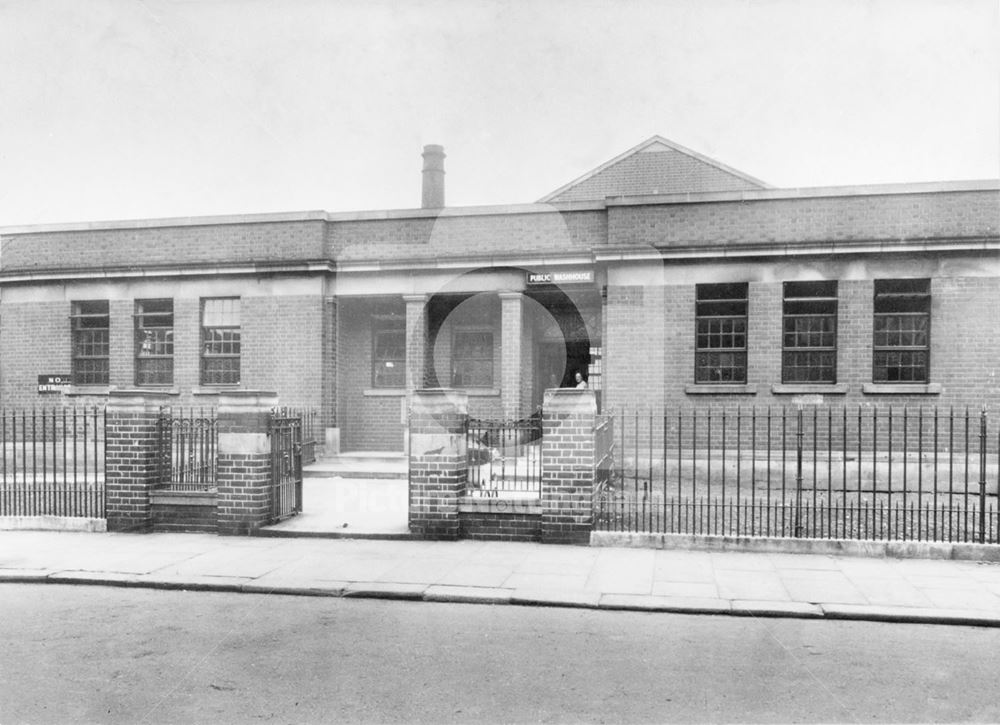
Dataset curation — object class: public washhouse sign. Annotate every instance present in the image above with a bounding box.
[526,269,595,286]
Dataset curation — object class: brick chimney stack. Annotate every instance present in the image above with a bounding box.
[421,144,446,209]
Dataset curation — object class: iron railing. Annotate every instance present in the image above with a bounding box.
[594,412,616,498]
[467,414,543,497]
[595,406,999,544]
[281,407,318,465]
[0,407,105,518]
[270,410,303,520]
[157,408,217,491]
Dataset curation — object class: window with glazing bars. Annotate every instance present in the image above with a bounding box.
[201,298,240,385]
[372,306,405,388]
[873,279,930,383]
[452,329,493,388]
[782,281,837,383]
[695,283,748,383]
[72,300,110,385]
[135,299,174,386]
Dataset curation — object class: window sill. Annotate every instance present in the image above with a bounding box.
[772,384,848,395]
[364,388,406,397]
[862,383,942,395]
[684,384,757,395]
[459,388,500,397]
[133,386,181,396]
[192,385,241,396]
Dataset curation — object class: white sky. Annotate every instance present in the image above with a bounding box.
[0,0,997,226]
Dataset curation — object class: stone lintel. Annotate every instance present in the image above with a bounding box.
[543,388,597,415]
[217,391,279,415]
[107,389,176,414]
[218,432,271,456]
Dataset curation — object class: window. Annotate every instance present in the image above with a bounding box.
[873,279,930,383]
[72,301,110,385]
[201,298,240,385]
[452,329,493,388]
[372,307,405,388]
[135,299,174,386]
[782,281,837,383]
[695,283,748,384]
[587,346,602,391]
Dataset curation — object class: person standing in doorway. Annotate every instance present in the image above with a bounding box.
[574,371,588,389]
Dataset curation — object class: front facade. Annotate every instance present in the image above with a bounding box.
[1,136,997,452]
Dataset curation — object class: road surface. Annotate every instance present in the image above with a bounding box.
[1,583,997,723]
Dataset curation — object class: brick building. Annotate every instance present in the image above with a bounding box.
[0,136,997,452]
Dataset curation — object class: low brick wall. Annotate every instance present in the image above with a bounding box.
[151,491,217,533]
[458,497,541,542]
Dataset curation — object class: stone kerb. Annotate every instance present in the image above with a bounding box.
[541,388,598,544]
[216,391,278,536]
[105,389,176,533]
[409,389,468,540]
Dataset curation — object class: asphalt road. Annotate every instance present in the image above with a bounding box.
[1,584,998,724]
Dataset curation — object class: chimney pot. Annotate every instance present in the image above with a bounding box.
[421,144,446,209]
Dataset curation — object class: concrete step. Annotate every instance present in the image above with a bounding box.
[304,451,407,480]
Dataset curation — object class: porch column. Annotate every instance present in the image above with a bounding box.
[499,291,524,419]
[216,391,278,536]
[403,294,428,392]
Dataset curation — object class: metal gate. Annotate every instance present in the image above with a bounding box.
[269,410,303,521]
[467,414,543,497]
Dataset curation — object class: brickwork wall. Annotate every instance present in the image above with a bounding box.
[521,304,536,414]
[603,284,667,414]
[837,279,872,394]
[500,294,523,418]
[242,295,324,412]
[0,290,327,414]
[541,390,597,544]
[331,209,607,261]
[216,453,271,535]
[404,296,428,392]
[150,496,217,533]
[662,284,695,403]
[108,300,134,387]
[924,276,1000,404]
[608,189,999,249]
[747,282,781,391]
[459,510,541,541]
[602,254,1000,417]
[338,298,405,451]
[0,301,69,408]
[215,393,276,536]
[172,297,201,400]
[1,220,325,271]
[321,297,338,428]
[408,391,467,539]
[104,397,167,532]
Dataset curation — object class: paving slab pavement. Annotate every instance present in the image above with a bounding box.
[1,530,1000,627]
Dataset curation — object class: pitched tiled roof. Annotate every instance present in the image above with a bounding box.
[539,136,769,203]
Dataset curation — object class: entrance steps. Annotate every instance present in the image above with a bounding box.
[279,452,408,538]
[304,451,407,480]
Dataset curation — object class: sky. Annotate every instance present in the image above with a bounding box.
[0,0,997,227]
